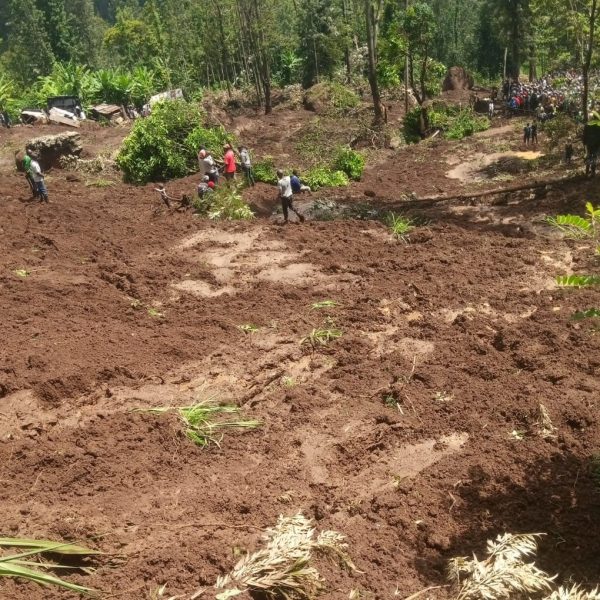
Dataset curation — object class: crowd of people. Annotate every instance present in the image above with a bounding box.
[151,143,312,223]
[502,70,600,121]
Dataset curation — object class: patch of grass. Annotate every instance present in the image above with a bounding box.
[134,398,261,448]
[311,300,338,309]
[281,376,296,388]
[434,391,453,403]
[85,178,116,188]
[0,537,99,595]
[238,324,259,334]
[13,269,30,278]
[385,212,414,241]
[383,394,399,409]
[147,307,164,318]
[301,326,342,348]
[207,186,254,221]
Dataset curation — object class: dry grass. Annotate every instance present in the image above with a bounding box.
[536,403,557,440]
[447,533,555,600]
[215,513,355,599]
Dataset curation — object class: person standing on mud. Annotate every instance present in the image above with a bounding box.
[523,123,531,145]
[277,169,304,224]
[23,150,37,198]
[238,145,255,186]
[30,155,49,203]
[531,122,538,145]
[223,144,236,183]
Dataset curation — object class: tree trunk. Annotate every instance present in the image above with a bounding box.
[583,0,598,122]
[404,0,409,114]
[528,43,536,82]
[365,0,385,125]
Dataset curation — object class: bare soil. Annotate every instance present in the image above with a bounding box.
[1,112,600,600]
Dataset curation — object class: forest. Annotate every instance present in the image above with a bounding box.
[0,0,599,118]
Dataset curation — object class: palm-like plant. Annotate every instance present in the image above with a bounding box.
[0,73,15,108]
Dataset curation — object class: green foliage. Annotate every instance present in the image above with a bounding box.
[556,275,600,287]
[303,167,349,190]
[385,213,414,240]
[328,82,360,111]
[0,537,99,595]
[185,125,232,157]
[544,114,578,149]
[207,186,254,221]
[253,157,278,184]
[0,73,15,110]
[572,309,600,320]
[403,107,424,143]
[311,300,338,309]
[404,104,489,142]
[301,327,343,347]
[546,214,593,239]
[134,400,261,448]
[429,105,490,140]
[117,100,201,183]
[334,147,365,181]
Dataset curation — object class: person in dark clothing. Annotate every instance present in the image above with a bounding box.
[523,123,531,145]
[531,123,538,144]
[565,143,574,164]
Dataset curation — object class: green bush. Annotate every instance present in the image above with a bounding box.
[116,100,235,184]
[253,157,278,184]
[303,167,349,190]
[116,100,201,183]
[403,104,489,143]
[207,186,254,220]
[334,147,365,181]
[328,82,360,111]
[403,107,424,144]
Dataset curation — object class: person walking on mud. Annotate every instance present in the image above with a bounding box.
[277,169,304,224]
[238,145,255,186]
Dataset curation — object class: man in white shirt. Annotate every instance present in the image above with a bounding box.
[277,169,304,224]
[30,156,49,203]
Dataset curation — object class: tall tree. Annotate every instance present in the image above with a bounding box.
[582,0,598,121]
[3,0,55,84]
[365,0,385,124]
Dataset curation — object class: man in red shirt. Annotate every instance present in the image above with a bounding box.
[223,144,236,182]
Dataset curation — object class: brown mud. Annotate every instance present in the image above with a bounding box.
[0,113,599,599]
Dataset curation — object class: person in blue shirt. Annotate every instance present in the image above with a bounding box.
[290,170,311,194]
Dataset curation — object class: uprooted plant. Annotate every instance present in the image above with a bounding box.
[447,532,600,600]
[0,537,100,595]
[301,325,343,348]
[214,513,356,599]
[133,397,261,448]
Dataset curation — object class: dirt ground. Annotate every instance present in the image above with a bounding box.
[1,109,600,600]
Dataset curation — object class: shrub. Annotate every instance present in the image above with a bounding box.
[116,100,235,184]
[116,100,201,183]
[403,107,424,143]
[404,105,489,143]
[334,147,365,181]
[303,167,349,190]
[253,157,278,184]
[207,186,254,220]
